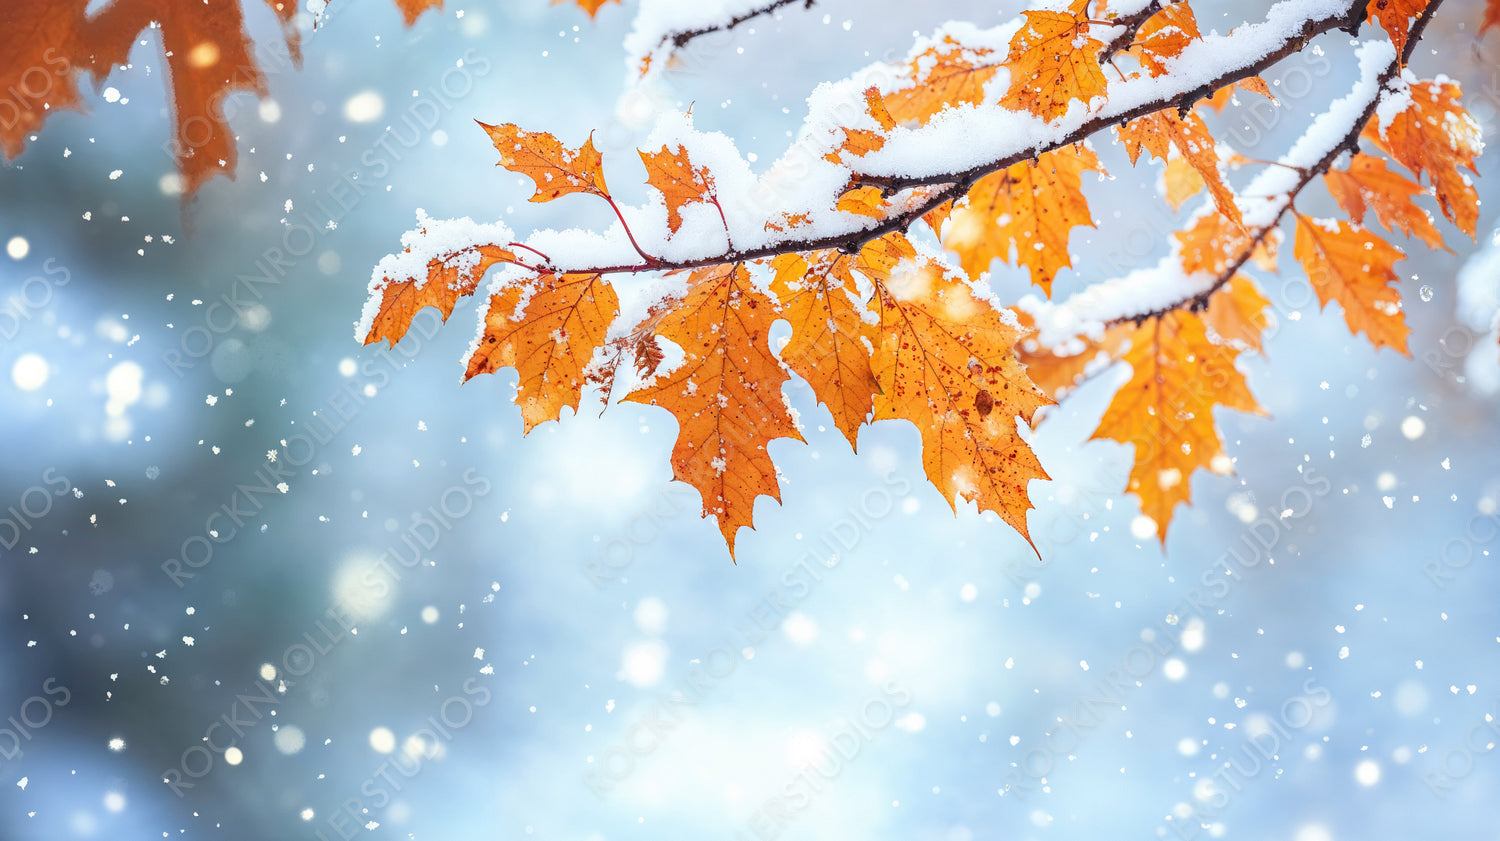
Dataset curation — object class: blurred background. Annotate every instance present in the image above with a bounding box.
[1,1,1499,840]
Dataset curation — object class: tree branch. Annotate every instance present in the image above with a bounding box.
[1097,0,1164,65]
[564,0,1369,277]
[1109,0,1443,327]
[658,0,815,52]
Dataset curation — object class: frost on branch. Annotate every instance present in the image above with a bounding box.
[359,0,1486,554]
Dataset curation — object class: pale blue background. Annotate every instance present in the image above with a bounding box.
[0,1,1497,840]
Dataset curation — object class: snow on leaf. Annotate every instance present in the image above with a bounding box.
[364,245,517,347]
[867,242,1052,550]
[939,144,1102,296]
[465,272,620,433]
[1293,214,1410,355]
[479,122,612,203]
[624,263,804,556]
[1362,77,1483,237]
[1324,154,1446,250]
[1001,0,1108,122]
[1092,311,1264,544]
[1129,2,1201,76]
[1117,109,1244,230]
[770,249,880,450]
[883,36,1002,125]
[640,143,720,235]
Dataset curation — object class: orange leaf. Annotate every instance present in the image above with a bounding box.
[765,212,812,233]
[828,86,898,163]
[1117,109,1243,229]
[770,249,881,449]
[0,0,443,199]
[1176,212,1277,277]
[837,185,888,218]
[465,272,620,432]
[1015,321,1133,399]
[1324,154,1446,250]
[0,3,88,160]
[85,0,290,197]
[923,199,955,237]
[867,244,1052,548]
[1201,77,1274,112]
[939,144,1102,295]
[1203,275,1273,354]
[479,122,611,203]
[1293,215,1410,355]
[1130,3,1201,76]
[364,244,517,347]
[1362,78,1482,237]
[625,264,805,555]
[883,37,1001,124]
[1093,311,1263,543]
[1485,0,1500,31]
[1001,1,1108,122]
[1366,0,1431,60]
[557,0,621,17]
[640,144,718,235]
[393,0,443,24]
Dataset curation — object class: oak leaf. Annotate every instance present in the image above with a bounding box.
[1015,321,1133,398]
[883,37,1001,124]
[0,2,91,160]
[480,122,611,203]
[1324,154,1445,250]
[1201,77,1274,112]
[828,87,898,163]
[1001,0,1108,122]
[640,144,720,235]
[625,263,805,555]
[364,244,517,347]
[1130,3,1201,76]
[1293,215,1409,355]
[1162,153,1204,211]
[837,185,888,218]
[0,0,444,199]
[1117,109,1243,229]
[939,144,1102,295]
[1175,212,1277,277]
[770,250,881,449]
[465,272,620,432]
[1362,78,1482,236]
[1093,311,1263,543]
[866,239,1051,549]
